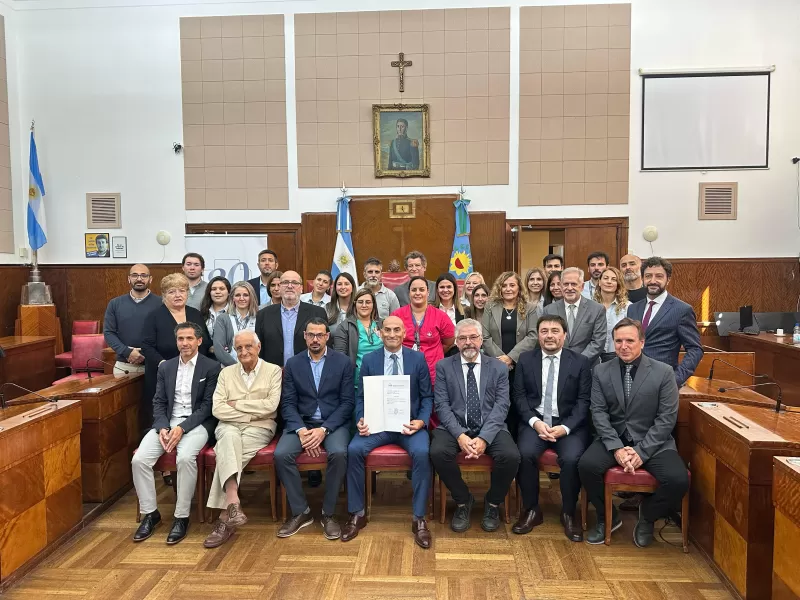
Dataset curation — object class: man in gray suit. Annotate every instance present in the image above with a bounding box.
[394,250,436,307]
[543,267,606,364]
[578,318,688,548]
[430,318,521,533]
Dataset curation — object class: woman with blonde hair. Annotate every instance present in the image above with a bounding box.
[593,266,631,362]
[213,281,259,366]
[524,267,547,311]
[459,271,485,307]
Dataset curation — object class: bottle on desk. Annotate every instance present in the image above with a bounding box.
[793,323,800,344]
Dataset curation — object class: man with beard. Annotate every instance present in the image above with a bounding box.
[248,249,279,306]
[360,257,399,318]
[104,263,161,373]
[619,254,646,303]
[627,257,703,387]
[582,251,609,299]
[387,118,420,170]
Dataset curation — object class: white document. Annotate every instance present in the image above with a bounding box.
[363,375,411,433]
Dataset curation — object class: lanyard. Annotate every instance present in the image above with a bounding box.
[411,307,427,350]
[234,313,251,332]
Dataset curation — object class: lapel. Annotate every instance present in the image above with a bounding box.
[272,305,284,341]
[647,294,673,331]
[610,358,625,408]
[628,355,652,405]
[401,347,413,376]
[532,350,543,399]
[190,356,202,408]
[555,300,567,321]
[515,305,529,339]
[556,349,569,397]
[167,359,180,408]
[490,303,503,335]
[297,352,317,397]
[478,356,489,403]
[316,351,332,396]
[574,299,589,329]
[452,356,467,404]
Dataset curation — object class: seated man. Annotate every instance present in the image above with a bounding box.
[274,317,354,540]
[203,330,283,548]
[430,318,520,533]
[131,322,220,545]
[578,318,689,547]
[342,316,434,548]
[512,315,591,541]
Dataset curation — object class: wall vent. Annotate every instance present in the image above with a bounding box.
[86,193,121,228]
[698,182,737,220]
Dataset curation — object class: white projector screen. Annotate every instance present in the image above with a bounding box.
[641,72,770,170]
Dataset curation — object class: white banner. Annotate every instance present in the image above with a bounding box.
[184,234,268,283]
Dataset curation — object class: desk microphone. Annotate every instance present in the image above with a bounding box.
[707,358,767,383]
[85,357,130,379]
[0,382,60,409]
[718,381,783,413]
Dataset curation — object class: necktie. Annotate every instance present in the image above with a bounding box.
[543,355,555,426]
[466,363,481,432]
[567,304,576,335]
[641,300,656,332]
[391,353,399,375]
[624,364,633,402]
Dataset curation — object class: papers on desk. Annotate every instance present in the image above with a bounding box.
[363,375,411,433]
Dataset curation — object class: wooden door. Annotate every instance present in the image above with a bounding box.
[564,226,620,269]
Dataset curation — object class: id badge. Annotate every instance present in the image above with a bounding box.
[412,343,419,351]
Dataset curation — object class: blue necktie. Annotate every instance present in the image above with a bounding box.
[391,353,399,375]
[466,363,481,432]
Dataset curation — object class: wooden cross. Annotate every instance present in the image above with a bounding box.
[391,52,412,93]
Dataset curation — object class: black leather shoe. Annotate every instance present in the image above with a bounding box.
[586,509,622,545]
[512,507,544,534]
[450,495,474,532]
[634,506,655,548]
[308,470,322,488]
[166,517,189,545]
[481,501,501,532]
[133,510,161,542]
[561,512,583,542]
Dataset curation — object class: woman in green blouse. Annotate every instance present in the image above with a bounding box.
[333,288,384,389]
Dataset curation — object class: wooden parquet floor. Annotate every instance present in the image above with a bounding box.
[4,472,734,600]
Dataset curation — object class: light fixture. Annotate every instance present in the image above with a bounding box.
[156,230,171,245]
[642,226,658,242]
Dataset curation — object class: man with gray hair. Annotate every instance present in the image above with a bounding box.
[203,330,283,548]
[394,251,436,307]
[543,267,606,365]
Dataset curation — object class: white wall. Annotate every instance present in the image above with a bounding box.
[1,0,798,265]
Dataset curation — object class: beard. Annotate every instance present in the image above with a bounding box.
[461,346,479,360]
[623,271,638,282]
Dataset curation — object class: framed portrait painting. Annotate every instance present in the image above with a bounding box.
[85,232,111,258]
[373,104,430,178]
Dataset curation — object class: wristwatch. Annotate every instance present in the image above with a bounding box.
[321,427,330,436]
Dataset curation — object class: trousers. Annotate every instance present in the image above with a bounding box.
[207,421,274,509]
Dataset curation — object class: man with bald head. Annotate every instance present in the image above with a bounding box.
[341,316,435,547]
[255,270,327,367]
[104,263,161,373]
[620,254,647,303]
[203,330,283,548]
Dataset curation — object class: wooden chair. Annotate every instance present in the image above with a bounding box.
[55,321,101,368]
[438,452,511,524]
[603,466,691,553]
[364,444,434,521]
[201,437,279,523]
[279,450,329,521]
[133,447,207,523]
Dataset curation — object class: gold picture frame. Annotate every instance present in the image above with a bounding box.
[388,198,416,219]
[373,103,430,178]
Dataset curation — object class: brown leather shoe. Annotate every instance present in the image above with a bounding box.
[512,507,544,534]
[226,503,248,527]
[277,511,314,538]
[203,519,235,548]
[561,512,583,542]
[341,514,367,542]
[412,518,432,549]
[321,514,341,540]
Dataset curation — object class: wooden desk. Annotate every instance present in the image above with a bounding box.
[14,374,143,502]
[0,336,56,400]
[773,457,800,599]
[690,403,800,599]
[729,332,800,407]
[0,399,82,583]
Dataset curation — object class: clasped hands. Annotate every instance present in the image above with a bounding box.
[457,433,487,459]
[357,418,424,437]
[532,420,567,442]
[158,427,184,453]
[297,427,327,457]
[614,446,643,473]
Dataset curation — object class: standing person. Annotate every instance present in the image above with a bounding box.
[394,251,436,307]
[301,270,332,307]
[435,273,465,357]
[543,271,563,307]
[466,283,490,322]
[333,288,384,388]
[360,257,400,318]
[199,276,230,338]
[524,267,547,312]
[594,267,631,363]
[326,273,355,337]
[261,270,283,309]
[582,252,609,300]
[104,264,162,374]
[543,254,563,276]
[247,249,279,306]
[213,281,259,367]
[182,253,207,310]
[459,272,485,308]
[620,254,646,303]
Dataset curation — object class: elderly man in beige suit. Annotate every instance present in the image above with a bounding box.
[203,329,282,548]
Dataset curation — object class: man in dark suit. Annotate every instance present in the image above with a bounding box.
[543,267,606,364]
[430,318,520,533]
[626,257,703,387]
[255,270,327,367]
[578,318,688,547]
[274,318,354,540]
[131,322,221,545]
[512,314,591,541]
[394,250,436,307]
[247,249,279,306]
[342,316,434,548]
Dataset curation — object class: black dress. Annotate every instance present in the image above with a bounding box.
[500,308,520,437]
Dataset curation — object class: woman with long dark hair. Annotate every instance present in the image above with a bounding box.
[543,270,563,307]
[326,272,356,336]
[200,276,231,336]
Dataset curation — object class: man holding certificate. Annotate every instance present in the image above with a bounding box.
[341,316,434,548]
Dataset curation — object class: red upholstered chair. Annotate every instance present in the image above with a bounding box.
[55,321,101,367]
[603,466,690,552]
[364,444,434,520]
[438,452,512,524]
[133,446,208,523]
[381,272,410,291]
[202,437,280,523]
[279,449,330,521]
[53,334,106,384]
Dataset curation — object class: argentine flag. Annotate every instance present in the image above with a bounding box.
[27,131,47,250]
[331,196,358,285]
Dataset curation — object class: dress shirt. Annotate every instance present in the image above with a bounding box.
[239,359,261,390]
[280,303,300,366]
[130,290,151,304]
[565,295,582,329]
[644,290,669,323]
[603,300,631,352]
[529,349,570,435]
[172,353,198,420]
[300,292,331,307]
[383,347,404,375]
[442,304,457,325]
[308,348,327,421]
[460,354,482,427]
[206,306,225,335]
[582,280,597,299]
[257,280,270,305]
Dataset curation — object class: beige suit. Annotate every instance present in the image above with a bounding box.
[207,359,282,509]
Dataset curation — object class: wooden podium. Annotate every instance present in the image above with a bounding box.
[773,457,800,599]
[0,336,56,399]
[15,305,64,355]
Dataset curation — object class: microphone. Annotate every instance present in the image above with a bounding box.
[707,358,767,383]
[0,382,60,409]
[718,381,783,413]
[85,357,130,379]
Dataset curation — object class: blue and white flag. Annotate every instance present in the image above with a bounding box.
[331,196,358,285]
[27,130,48,250]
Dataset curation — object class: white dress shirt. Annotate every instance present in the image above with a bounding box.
[442,304,457,325]
[529,349,570,435]
[172,353,197,419]
[644,290,669,322]
[239,359,261,390]
[300,291,331,307]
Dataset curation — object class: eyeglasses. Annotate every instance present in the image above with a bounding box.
[456,334,481,343]
[234,344,256,353]
[129,274,150,279]
[281,281,302,287]
[304,332,328,340]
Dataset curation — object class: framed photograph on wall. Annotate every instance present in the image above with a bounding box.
[111,236,127,258]
[84,232,110,258]
[373,104,430,178]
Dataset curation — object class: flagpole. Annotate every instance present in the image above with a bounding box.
[29,119,42,283]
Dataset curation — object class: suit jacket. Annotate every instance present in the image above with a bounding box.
[591,354,678,461]
[434,353,510,445]
[247,276,269,304]
[627,294,703,387]
[356,346,433,426]
[481,302,540,363]
[255,301,328,367]
[512,347,591,434]
[281,348,354,433]
[543,298,606,364]
[394,279,436,307]
[151,353,221,438]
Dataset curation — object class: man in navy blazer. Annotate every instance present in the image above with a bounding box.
[511,315,591,542]
[274,317,354,540]
[626,257,703,387]
[341,316,434,548]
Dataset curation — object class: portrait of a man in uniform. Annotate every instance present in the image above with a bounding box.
[373,104,430,178]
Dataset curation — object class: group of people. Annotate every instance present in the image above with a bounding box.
[103,247,703,551]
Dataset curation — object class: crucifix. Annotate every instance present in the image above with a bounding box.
[390,52,413,93]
